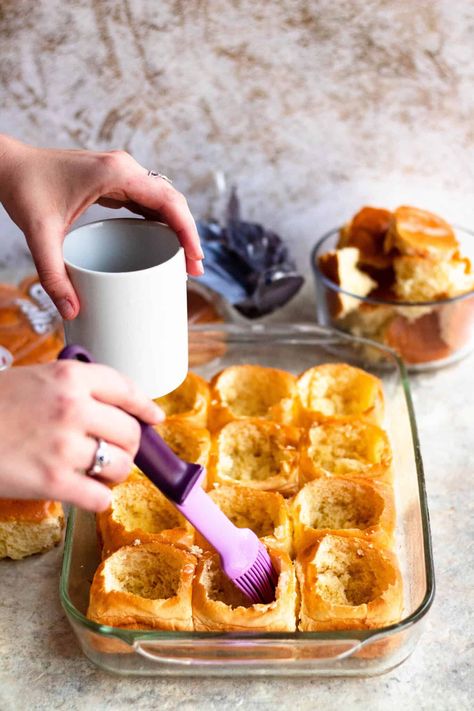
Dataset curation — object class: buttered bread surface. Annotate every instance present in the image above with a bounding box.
[91,364,402,633]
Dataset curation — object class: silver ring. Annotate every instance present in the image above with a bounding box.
[147,169,173,184]
[87,438,111,477]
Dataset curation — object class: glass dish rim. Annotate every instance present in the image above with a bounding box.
[311,225,474,307]
[59,323,435,648]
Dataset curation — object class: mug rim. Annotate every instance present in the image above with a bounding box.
[64,217,184,277]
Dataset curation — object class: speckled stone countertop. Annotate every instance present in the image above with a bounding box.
[0,271,473,709]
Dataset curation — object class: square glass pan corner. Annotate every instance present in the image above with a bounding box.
[60,323,435,677]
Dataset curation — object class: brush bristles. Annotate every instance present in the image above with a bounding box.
[234,544,278,604]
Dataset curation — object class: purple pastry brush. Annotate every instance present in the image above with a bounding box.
[59,344,278,604]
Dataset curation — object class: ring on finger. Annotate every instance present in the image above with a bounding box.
[87,438,111,477]
[147,169,173,184]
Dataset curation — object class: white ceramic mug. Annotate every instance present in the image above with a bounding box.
[63,218,188,398]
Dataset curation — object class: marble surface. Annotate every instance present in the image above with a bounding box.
[0,0,473,707]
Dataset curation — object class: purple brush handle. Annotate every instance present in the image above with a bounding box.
[58,345,203,504]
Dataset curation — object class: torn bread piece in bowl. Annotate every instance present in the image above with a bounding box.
[208,364,297,430]
[299,417,392,485]
[96,476,194,557]
[208,418,301,496]
[87,542,197,631]
[290,478,395,554]
[194,484,293,555]
[296,534,403,631]
[297,363,384,425]
[154,371,210,428]
[192,547,297,632]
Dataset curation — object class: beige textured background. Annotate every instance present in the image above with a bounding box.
[1,0,474,315]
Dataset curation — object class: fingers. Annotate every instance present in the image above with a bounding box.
[24,217,80,320]
[55,471,112,512]
[80,400,145,456]
[53,360,164,426]
[103,156,204,270]
[69,434,133,483]
[86,365,164,426]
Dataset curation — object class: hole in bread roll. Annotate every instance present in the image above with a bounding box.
[298,364,382,420]
[104,548,183,600]
[210,486,281,538]
[216,421,297,484]
[156,420,210,466]
[112,480,183,533]
[305,419,391,477]
[297,479,384,531]
[214,366,295,417]
[201,556,256,608]
[312,536,395,606]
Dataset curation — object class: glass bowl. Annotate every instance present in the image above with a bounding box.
[311,226,474,370]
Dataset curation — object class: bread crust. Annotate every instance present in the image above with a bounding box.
[385,205,458,259]
[192,547,297,632]
[338,207,394,270]
[87,542,197,631]
[209,364,298,431]
[0,499,63,522]
[296,535,403,631]
[290,478,395,553]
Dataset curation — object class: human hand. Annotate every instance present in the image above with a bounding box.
[0,360,164,511]
[0,135,204,319]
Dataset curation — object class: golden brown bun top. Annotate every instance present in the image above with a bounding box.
[0,499,63,522]
[339,207,393,269]
[386,205,458,258]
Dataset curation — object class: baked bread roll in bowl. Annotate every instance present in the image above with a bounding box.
[194,485,293,555]
[296,534,403,631]
[208,364,297,430]
[297,363,384,424]
[299,417,392,484]
[0,499,64,559]
[290,478,395,554]
[208,418,300,496]
[97,476,194,557]
[192,547,297,631]
[154,371,210,428]
[338,206,394,271]
[385,205,458,260]
[87,542,197,631]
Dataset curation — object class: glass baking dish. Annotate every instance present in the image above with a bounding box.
[60,324,435,677]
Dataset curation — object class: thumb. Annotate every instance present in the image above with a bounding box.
[25,219,80,320]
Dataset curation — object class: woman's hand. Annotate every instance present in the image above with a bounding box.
[0,135,204,319]
[0,360,163,511]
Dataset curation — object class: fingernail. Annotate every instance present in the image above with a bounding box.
[57,297,75,320]
[196,261,204,275]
